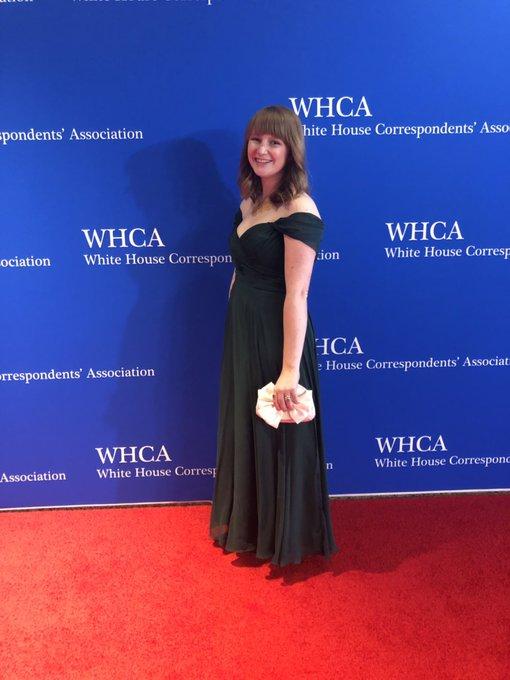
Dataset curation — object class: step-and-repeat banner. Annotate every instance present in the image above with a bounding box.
[1,1,509,510]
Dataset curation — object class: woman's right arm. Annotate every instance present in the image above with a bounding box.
[229,199,244,299]
[228,269,236,299]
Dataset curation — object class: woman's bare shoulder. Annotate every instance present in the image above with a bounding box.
[239,197,253,219]
[286,193,321,219]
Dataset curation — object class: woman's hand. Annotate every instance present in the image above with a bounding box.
[273,367,300,412]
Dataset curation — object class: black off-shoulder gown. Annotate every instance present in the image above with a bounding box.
[209,208,339,567]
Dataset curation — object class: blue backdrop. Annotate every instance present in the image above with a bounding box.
[1,0,509,510]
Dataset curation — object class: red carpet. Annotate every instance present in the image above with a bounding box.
[1,493,508,679]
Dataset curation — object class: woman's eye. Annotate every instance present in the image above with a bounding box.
[250,137,280,144]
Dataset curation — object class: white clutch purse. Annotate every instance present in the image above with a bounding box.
[255,381,316,428]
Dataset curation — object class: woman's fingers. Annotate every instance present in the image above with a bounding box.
[273,389,299,412]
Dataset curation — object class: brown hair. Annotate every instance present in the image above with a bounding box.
[237,105,310,212]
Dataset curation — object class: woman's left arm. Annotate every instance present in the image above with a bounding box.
[273,236,317,412]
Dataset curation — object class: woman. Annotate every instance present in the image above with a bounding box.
[209,105,339,567]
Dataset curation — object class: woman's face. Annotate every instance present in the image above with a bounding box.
[247,132,288,179]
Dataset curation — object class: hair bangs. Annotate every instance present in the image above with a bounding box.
[247,109,288,143]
